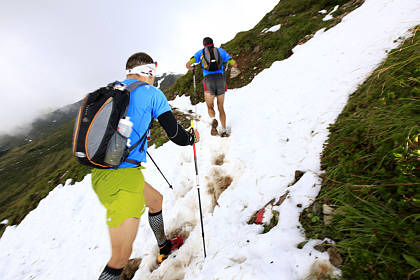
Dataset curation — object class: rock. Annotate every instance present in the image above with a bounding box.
[322,204,334,215]
[284,49,293,59]
[312,202,322,216]
[328,247,343,267]
[324,215,333,225]
[275,190,289,206]
[230,67,241,79]
[313,241,329,252]
[294,170,305,181]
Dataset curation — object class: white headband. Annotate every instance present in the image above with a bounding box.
[126,63,157,77]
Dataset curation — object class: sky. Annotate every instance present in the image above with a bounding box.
[0,0,279,135]
[0,0,419,279]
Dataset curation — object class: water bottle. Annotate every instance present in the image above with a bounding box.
[104,117,133,166]
[117,117,133,138]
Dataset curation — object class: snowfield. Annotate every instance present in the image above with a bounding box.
[1,0,419,279]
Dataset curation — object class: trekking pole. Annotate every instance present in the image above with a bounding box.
[191,65,207,258]
[190,119,206,258]
[146,151,173,189]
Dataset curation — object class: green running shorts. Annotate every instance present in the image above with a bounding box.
[91,166,146,227]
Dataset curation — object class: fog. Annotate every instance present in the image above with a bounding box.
[0,0,279,135]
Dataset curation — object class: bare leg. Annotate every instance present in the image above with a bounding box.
[144,181,163,213]
[144,182,167,247]
[107,217,140,268]
[204,91,216,119]
[216,94,226,129]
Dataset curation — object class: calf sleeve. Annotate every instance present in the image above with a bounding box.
[98,265,123,280]
[148,210,167,247]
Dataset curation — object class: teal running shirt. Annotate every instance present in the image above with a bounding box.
[118,79,171,168]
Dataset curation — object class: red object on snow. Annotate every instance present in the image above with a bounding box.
[170,236,183,250]
[255,208,265,224]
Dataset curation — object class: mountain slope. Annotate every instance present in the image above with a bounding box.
[0,0,364,238]
[0,1,418,279]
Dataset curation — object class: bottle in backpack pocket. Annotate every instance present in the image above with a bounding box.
[104,117,133,166]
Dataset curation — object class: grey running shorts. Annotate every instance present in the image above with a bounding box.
[203,73,227,96]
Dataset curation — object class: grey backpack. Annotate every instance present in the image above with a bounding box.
[72,81,147,168]
[201,47,222,71]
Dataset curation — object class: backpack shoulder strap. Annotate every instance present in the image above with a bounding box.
[125,81,147,92]
[201,48,210,69]
[214,48,222,67]
[122,81,148,117]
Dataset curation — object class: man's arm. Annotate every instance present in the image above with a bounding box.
[220,48,239,76]
[227,57,240,78]
[186,57,195,71]
[157,111,199,145]
[227,58,238,68]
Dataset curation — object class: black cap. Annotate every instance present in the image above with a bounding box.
[203,37,214,46]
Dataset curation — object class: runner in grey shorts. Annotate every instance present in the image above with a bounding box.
[186,37,240,137]
[203,73,226,96]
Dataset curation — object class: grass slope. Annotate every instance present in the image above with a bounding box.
[0,120,90,236]
[300,27,420,279]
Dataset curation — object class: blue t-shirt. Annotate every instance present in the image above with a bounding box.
[193,47,231,77]
[118,79,171,168]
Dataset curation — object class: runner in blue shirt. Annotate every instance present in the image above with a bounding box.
[94,52,200,280]
[186,37,240,137]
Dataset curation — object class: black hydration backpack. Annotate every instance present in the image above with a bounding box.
[201,46,222,71]
[72,81,148,169]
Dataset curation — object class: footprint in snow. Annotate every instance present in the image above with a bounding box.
[206,167,233,211]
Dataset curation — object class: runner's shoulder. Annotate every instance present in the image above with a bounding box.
[134,83,162,95]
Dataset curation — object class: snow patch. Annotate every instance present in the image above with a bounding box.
[323,5,339,21]
[262,24,281,33]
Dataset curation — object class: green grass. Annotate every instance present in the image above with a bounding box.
[300,27,420,279]
[0,120,91,236]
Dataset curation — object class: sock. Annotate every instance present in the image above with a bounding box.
[148,210,167,247]
[98,265,123,280]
